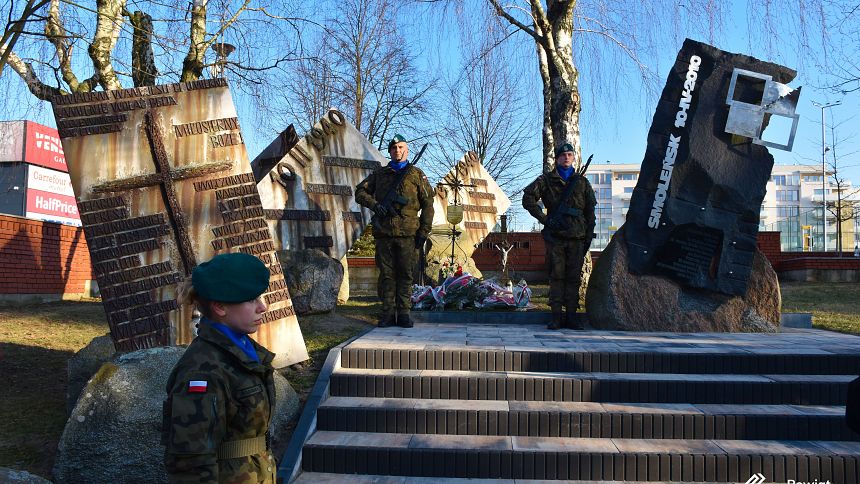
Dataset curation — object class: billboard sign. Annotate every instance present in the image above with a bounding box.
[24,121,67,172]
[25,165,81,226]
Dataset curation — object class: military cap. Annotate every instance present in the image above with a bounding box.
[555,142,574,158]
[387,133,408,150]
[192,253,270,303]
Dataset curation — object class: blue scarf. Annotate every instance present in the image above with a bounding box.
[557,165,574,181]
[204,317,260,362]
[389,159,409,171]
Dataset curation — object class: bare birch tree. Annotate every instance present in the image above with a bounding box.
[280,0,434,147]
[823,119,860,252]
[0,0,304,102]
[431,13,534,195]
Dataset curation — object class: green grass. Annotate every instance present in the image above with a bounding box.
[0,300,108,479]
[780,281,860,335]
[1,282,858,478]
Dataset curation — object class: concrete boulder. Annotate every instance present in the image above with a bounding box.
[66,334,115,414]
[53,346,300,483]
[585,228,780,332]
[0,468,52,483]
[279,249,344,314]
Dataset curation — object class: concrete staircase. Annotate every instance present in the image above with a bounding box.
[288,325,860,482]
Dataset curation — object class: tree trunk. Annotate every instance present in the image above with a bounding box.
[89,0,126,91]
[130,11,158,87]
[181,0,207,81]
[534,25,554,173]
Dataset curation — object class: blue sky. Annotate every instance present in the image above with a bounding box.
[2,0,857,216]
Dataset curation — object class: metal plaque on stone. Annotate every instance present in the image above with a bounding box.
[624,38,800,296]
[253,109,382,259]
[432,152,512,254]
[51,79,308,367]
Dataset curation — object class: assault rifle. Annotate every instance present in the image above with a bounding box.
[542,154,594,243]
[374,143,428,217]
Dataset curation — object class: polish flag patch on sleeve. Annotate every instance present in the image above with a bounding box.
[188,380,208,393]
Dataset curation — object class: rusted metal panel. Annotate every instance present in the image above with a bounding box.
[432,152,512,253]
[253,109,381,259]
[51,79,308,367]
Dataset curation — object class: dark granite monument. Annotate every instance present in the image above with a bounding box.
[587,39,800,332]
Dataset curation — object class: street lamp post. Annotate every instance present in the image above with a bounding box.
[811,100,840,252]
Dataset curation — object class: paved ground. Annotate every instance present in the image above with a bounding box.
[348,324,860,355]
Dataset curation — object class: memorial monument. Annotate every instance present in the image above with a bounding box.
[252,109,383,312]
[253,109,382,259]
[51,79,308,367]
[423,152,511,283]
[586,39,799,332]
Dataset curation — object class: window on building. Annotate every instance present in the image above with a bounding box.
[773,174,799,185]
[623,187,634,194]
[615,173,638,181]
[594,187,612,200]
[776,190,799,201]
[777,206,799,218]
[587,173,612,184]
[803,175,823,183]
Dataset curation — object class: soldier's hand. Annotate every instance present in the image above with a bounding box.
[374,203,391,217]
[415,235,427,250]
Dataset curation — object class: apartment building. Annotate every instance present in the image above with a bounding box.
[585,163,859,252]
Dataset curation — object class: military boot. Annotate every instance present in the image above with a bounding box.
[398,311,413,328]
[565,308,584,330]
[548,309,563,330]
[377,312,396,328]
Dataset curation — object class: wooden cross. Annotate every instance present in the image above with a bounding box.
[92,110,234,275]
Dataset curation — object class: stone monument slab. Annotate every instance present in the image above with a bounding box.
[624,38,799,296]
[425,152,511,281]
[253,109,382,260]
[51,79,308,367]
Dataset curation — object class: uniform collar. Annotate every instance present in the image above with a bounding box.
[197,318,275,370]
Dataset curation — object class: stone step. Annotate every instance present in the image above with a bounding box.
[341,346,860,375]
[329,368,853,405]
[294,471,700,483]
[300,431,860,482]
[317,397,860,441]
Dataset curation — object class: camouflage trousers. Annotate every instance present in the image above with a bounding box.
[375,236,416,315]
[546,237,587,311]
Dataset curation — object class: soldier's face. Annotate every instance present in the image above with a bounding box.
[213,296,268,335]
[389,142,409,162]
[556,151,574,169]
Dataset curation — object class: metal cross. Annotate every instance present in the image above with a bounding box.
[92,110,234,275]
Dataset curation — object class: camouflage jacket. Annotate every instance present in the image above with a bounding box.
[355,164,435,238]
[522,168,597,240]
[162,321,276,483]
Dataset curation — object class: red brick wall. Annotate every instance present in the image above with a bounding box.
[0,214,93,295]
[345,230,860,279]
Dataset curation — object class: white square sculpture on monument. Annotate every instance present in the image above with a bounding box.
[51,79,308,367]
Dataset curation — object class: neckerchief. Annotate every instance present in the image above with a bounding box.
[556,165,574,181]
[204,317,260,363]
[388,159,409,171]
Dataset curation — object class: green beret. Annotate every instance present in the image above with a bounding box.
[555,143,574,157]
[192,253,270,303]
[387,133,407,150]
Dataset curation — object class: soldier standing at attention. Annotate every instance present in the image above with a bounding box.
[523,143,596,330]
[355,134,434,328]
[163,252,277,483]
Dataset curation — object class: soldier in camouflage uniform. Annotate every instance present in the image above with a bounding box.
[523,143,596,330]
[163,252,277,483]
[355,134,434,328]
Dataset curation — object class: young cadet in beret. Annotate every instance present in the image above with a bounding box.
[523,143,596,330]
[162,252,277,483]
